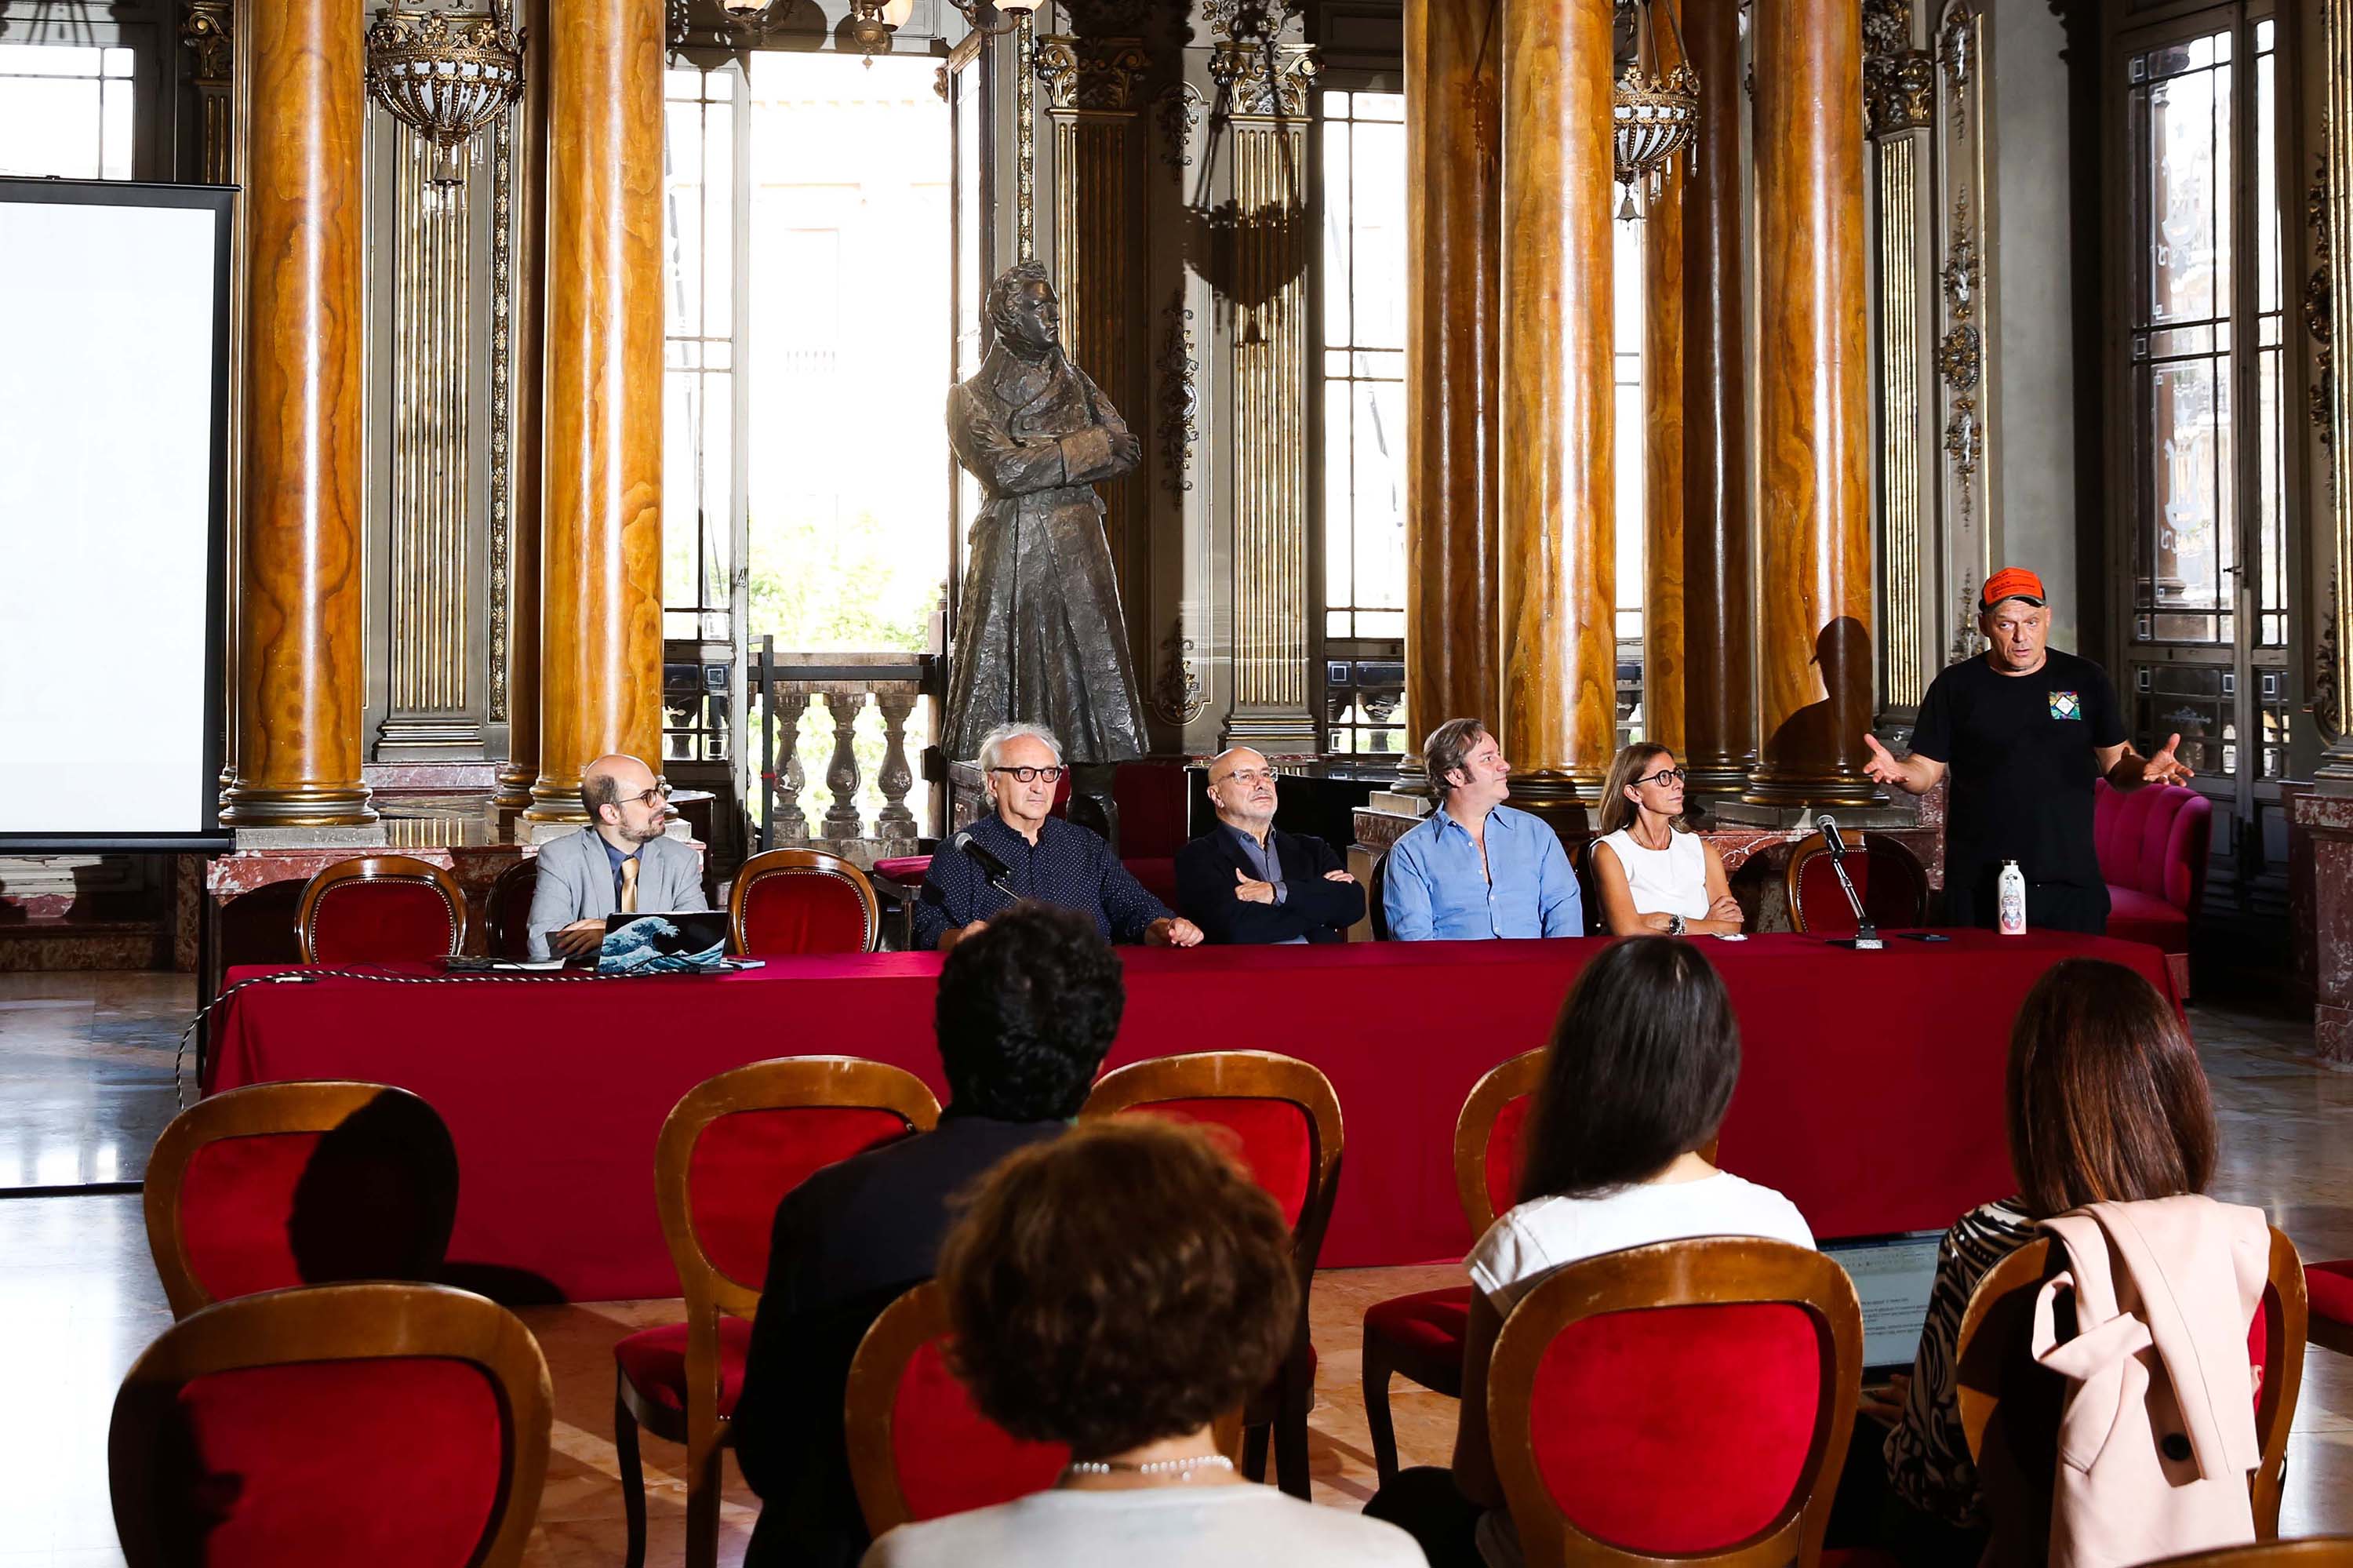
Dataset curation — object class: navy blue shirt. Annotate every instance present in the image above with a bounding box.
[911,813,1173,948]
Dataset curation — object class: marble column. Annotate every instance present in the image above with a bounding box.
[1499,0,1618,810]
[495,0,551,812]
[1404,0,1501,760]
[1679,0,1754,794]
[1744,0,1878,807]
[1645,155,1687,760]
[219,0,374,829]
[526,0,665,826]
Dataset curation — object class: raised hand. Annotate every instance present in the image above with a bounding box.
[2142,732,2193,786]
[1862,732,1904,786]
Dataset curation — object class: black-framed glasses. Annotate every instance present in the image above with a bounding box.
[626,784,672,807]
[1633,766,1686,788]
[991,765,1066,784]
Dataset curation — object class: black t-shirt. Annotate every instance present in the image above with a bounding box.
[1909,649,2126,895]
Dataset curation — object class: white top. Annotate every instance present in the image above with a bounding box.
[1596,827,1712,921]
[860,1483,1425,1568]
[1467,1172,1818,1317]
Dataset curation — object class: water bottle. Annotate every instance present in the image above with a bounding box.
[1997,860,2027,936]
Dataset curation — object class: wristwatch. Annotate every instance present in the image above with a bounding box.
[1667,913,1687,936]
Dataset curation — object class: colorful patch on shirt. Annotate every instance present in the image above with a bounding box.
[2049,690,2082,721]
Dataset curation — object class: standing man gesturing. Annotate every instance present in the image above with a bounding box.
[1861,568,2192,933]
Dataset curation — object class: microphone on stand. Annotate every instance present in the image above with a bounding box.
[1813,813,1882,951]
[951,830,1017,898]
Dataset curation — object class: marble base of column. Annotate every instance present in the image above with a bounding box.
[1500,771,1595,839]
[2291,790,2353,1064]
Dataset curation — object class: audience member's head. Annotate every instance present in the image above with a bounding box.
[1518,936,1739,1202]
[580,753,668,843]
[1205,746,1278,835]
[976,722,1066,831]
[1424,717,1509,811]
[934,901,1121,1120]
[936,1119,1298,1460]
[1598,742,1682,835]
[2006,957,2216,1217]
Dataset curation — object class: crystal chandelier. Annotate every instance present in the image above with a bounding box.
[1613,0,1700,220]
[364,0,525,194]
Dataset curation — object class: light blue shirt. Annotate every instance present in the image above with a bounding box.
[1383,801,1584,940]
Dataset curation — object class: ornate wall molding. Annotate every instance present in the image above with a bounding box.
[1209,40,1319,119]
[2322,0,2353,762]
[181,0,234,184]
[488,104,515,722]
[1155,81,1202,167]
[1933,0,1992,666]
[1034,34,1150,111]
[1863,0,1933,137]
[1155,286,1196,496]
[2311,144,2336,451]
[1151,617,1208,725]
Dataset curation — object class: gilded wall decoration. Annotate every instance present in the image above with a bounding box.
[489,107,515,722]
[1152,618,1209,726]
[1155,82,1203,169]
[181,0,234,184]
[1034,35,1151,112]
[1209,39,1319,118]
[1204,0,1306,41]
[2310,146,2335,450]
[1937,321,1980,391]
[1862,0,1933,138]
[1156,287,1197,496]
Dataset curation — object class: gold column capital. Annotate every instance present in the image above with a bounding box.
[1034,35,1151,114]
[1209,41,1320,121]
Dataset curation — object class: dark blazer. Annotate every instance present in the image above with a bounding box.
[1175,824,1365,944]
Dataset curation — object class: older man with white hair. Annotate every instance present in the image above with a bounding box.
[1174,748,1362,944]
[912,722,1204,951]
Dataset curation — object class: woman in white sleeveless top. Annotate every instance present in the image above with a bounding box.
[1591,743,1744,936]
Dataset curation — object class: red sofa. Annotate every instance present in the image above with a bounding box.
[2091,778,2213,997]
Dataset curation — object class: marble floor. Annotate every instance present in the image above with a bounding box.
[0,975,2346,1565]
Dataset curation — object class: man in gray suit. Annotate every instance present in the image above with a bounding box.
[527,753,709,958]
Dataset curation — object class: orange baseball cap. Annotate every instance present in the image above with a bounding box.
[1980,566,2046,610]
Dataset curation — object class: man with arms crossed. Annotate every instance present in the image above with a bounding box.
[526,753,709,958]
[1863,566,2191,933]
[1175,747,1364,944]
[1383,718,1584,940]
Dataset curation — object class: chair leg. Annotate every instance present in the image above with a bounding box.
[1275,1374,1312,1500]
[2167,950,2192,1002]
[1241,1420,1271,1483]
[685,1428,723,1568]
[1362,1340,1400,1490]
[613,1381,648,1568]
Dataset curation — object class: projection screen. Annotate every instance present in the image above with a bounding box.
[0,179,231,849]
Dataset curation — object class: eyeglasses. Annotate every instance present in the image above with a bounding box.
[1632,766,1686,788]
[991,765,1066,784]
[1217,768,1275,788]
[625,784,672,808]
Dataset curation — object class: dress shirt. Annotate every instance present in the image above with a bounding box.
[598,835,643,906]
[1221,823,1305,940]
[911,813,1172,948]
[1381,801,1584,940]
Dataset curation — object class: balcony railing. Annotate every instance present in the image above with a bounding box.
[751,642,942,867]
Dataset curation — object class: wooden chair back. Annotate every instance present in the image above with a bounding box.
[2141,1544,2353,1567]
[1955,1228,2308,1545]
[1784,831,1930,934]
[1486,1237,1862,1566]
[652,1057,940,1466]
[485,857,540,959]
[1456,1050,1719,1240]
[728,847,882,955]
[295,854,468,963]
[144,1080,460,1319]
[1079,1050,1344,1291]
[108,1282,551,1568]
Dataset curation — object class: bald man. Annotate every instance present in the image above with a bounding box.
[1173,748,1363,944]
[526,754,710,959]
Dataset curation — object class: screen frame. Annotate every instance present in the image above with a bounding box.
[0,176,234,852]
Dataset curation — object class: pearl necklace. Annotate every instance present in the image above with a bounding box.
[1062,1454,1236,1479]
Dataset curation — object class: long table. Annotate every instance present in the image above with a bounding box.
[205,931,2174,1302]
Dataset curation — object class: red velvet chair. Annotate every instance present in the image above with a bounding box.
[843,1279,1075,1534]
[1785,831,1930,935]
[1361,1048,1546,1486]
[1486,1237,1865,1566]
[614,1057,940,1568]
[728,847,882,954]
[2093,777,2214,998]
[108,1282,552,1568]
[1957,1227,2308,1548]
[143,1081,460,1319]
[294,854,468,964]
[1079,1050,1343,1498]
[2309,1260,2353,1357]
[1111,759,1193,908]
[485,857,539,959]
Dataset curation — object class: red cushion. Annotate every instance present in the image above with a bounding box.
[307,879,460,964]
[872,856,932,886]
[1117,1097,1313,1227]
[1795,842,1926,933]
[737,870,872,955]
[687,1108,918,1287]
[2093,780,2213,911]
[1485,1095,1534,1221]
[1526,1303,1820,1553]
[1112,763,1192,858]
[2309,1261,2353,1330]
[180,1130,449,1303]
[2103,886,2190,953]
[1365,1286,1473,1362]
[1122,857,1180,909]
[156,1358,504,1563]
[891,1336,1068,1521]
[613,1316,755,1417]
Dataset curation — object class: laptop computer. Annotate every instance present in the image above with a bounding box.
[596,911,734,976]
[1820,1231,1946,1378]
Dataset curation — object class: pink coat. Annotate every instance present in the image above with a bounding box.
[2033,1195,2270,1568]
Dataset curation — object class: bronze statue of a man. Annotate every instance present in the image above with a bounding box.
[942,262,1148,769]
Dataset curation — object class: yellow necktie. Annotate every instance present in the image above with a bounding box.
[620,855,639,914]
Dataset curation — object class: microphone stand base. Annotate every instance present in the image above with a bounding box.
[1826,926,1885,951]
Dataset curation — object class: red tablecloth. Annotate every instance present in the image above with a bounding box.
[205,931,2174,1302]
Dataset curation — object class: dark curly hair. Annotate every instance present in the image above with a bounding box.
[934,901,1122,1121]
[936,1119,1299,1460]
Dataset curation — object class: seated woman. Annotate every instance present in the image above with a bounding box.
[1591,742,1744,937]
[1848,957,2220,1566]
[1365,937,1815,1568]
[863,1119,1422,1568]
